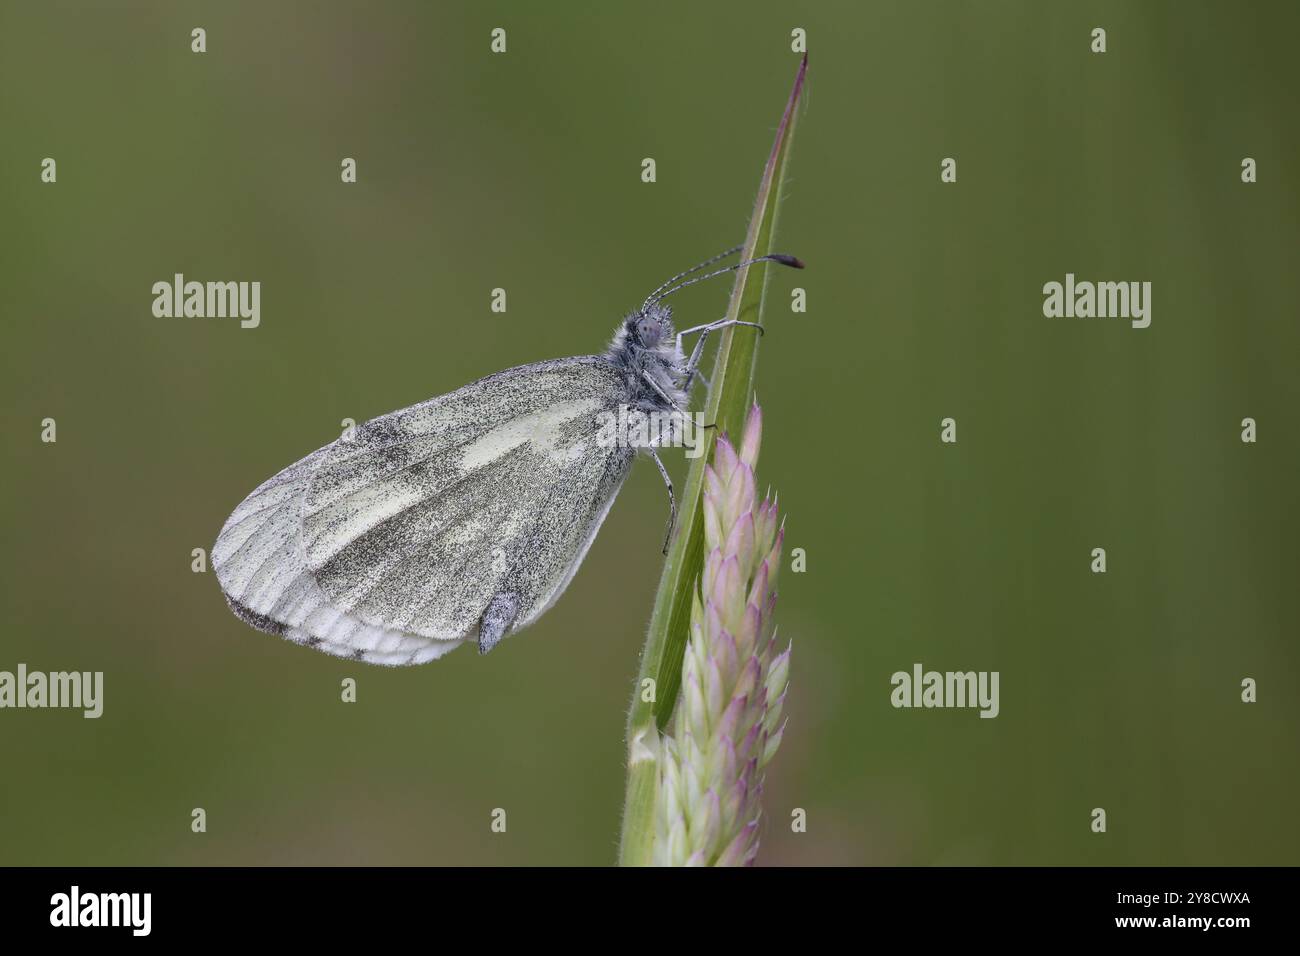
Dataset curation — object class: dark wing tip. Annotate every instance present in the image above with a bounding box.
[223,593,287,637]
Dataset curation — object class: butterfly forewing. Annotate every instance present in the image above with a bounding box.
[215,356,634,664]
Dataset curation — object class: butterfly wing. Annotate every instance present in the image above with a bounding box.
[212,445,461,665]
[213,356,634,664]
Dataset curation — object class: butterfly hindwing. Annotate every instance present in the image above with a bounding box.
[302,356,635,644]
[211,447,463,665]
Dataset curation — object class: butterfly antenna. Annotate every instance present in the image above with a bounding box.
[645,253,804,308]
[642,245,745,308]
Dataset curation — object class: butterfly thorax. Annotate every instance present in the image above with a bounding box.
[605,304,688,412]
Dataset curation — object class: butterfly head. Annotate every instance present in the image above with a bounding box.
[629,303,674,349]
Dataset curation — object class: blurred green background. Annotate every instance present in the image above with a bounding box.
[2,1,1297,865]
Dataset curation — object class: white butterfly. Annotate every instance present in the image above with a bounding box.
[212,247,801,664]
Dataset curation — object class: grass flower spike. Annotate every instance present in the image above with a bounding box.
[653,402,789,866]
[617,56,804,867]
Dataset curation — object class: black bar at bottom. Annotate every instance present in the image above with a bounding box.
[0,866,1281,940]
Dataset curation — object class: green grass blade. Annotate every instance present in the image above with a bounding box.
[618,54,806,866]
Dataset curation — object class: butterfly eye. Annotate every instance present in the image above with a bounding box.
[637,318,661,344]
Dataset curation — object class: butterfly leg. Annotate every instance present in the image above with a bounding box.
[641,370,693,418]
[649,449,676,554]
[676,322,714,382]
[478,591,520,655]
[642,370,717,442]
[676,319,764,390]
